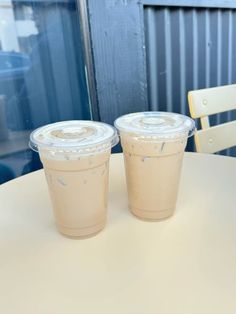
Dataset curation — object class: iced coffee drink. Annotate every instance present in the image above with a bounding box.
[115,112,195,220]
[30,121,118,238]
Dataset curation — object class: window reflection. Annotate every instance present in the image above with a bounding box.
[0,0,90,184]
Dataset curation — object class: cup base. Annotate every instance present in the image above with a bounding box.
[56,220,106,239]
[130,206,174,221]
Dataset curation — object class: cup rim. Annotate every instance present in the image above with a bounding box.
[114,111,196,140]
[29,120,119,155]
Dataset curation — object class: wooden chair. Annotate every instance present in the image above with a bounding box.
[188,84,236,154]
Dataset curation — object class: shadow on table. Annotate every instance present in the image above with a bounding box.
[22,151,43,176]
[0,163,15,184]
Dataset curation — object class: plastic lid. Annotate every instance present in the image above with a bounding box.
[29,120,119,155]
[114,112,195,140]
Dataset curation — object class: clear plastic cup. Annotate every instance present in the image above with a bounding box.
[115,112,195,221]
[30,120,118,238]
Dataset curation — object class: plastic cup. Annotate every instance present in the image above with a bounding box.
[30,120,118,238]
[115,112,195,220]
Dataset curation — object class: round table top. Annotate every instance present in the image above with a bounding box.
[1,152,236,314]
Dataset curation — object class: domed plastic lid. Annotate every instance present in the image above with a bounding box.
[114,112,195,140]
[29,120,119,155]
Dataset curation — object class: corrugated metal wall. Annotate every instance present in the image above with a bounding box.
[144,6,236,156]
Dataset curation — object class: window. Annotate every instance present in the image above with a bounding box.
[0,0,90,184]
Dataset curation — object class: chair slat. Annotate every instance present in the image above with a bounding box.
[200,116,210,129]
[188,84,236,118]
[194,120,236,154]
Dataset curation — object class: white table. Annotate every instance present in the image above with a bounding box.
[1,152,236,314]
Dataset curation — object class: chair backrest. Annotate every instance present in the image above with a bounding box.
[188,84,236,154]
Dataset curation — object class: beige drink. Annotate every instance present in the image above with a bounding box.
[115,112,195,220]
[30,121,118,238]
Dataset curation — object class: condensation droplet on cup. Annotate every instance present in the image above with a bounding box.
[57,177,67,186]
[159,142,165,152]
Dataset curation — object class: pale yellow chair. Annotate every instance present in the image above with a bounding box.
[188,84,236,154]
